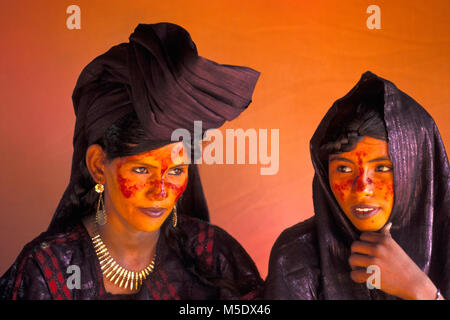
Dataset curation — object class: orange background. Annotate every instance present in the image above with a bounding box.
[0,0,448,279]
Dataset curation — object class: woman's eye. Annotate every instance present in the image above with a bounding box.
[132,167,149,174]
[337,165,352,173]
[168,168,184,176]
[375,165,392,172]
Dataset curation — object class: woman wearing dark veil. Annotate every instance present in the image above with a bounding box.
[264,71,449,300]
[0,22,263,300]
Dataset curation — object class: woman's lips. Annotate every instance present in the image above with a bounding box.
[351,204,380,219]
[139,207,166,218]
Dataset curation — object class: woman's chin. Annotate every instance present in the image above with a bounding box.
[127,216,166,233]
[353,219,387,232]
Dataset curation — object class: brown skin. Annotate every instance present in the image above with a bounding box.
[349,223,443,299]
[83,142,188,294]
[329,137,444,300]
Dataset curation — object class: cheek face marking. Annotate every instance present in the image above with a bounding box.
[171,178,188,202]
[374,180,385,191]
[117,174,140,199]
[333,179,353,200]
[116,162,147,199]
[333,184,345,201]
[384,183,394,200]
[116,163,139,199]
[373,180,394,200]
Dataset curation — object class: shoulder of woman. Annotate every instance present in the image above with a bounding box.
[179,215,238,253]
[6,225,81,266]
[269,216,319,269]
[179,215,249,250]
[264,217,321,299]
[28,224,85,256]
[178,215,263,298]
[273,216,317,253]
[178,215,258,268]
[0,225,84,299]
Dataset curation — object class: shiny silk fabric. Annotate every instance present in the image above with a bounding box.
[265,71,449,299]
[0,215,262,300]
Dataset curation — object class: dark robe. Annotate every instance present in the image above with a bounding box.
[0,215,262,300]
[264,71,450,299]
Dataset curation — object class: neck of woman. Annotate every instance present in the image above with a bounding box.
[87,211,160,271]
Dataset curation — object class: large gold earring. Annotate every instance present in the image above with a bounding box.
[95,183,107,225]
[172,205,177,228]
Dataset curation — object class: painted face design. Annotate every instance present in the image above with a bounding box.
[104,142,188,232]
[328,136,394,231]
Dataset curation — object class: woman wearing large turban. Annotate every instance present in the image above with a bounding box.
[0,23,262,299]
[265,72,449,300]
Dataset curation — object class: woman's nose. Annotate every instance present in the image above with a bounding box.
[146,179,168,200]
[353,170,374,197]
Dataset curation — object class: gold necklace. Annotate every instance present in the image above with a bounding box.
[91,228,156,291]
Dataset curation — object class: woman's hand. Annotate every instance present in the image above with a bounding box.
[348,223,442,300]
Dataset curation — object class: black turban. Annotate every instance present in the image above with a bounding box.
[48,22,260,232]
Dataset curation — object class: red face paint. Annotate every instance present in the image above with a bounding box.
[374,180,385,191]
[114,143,187,201]
[139,147,179,179]
[384,183,394,200]
[116,161,144,199]
[172,178,188,202]
[105,142,188,233]
[329,137,394,231]
[333,184,345,200]
[355,151,368,192]
[333,179,354,200]
[145,178,187,200]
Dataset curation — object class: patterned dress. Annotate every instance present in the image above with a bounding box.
[0,215,262,300]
